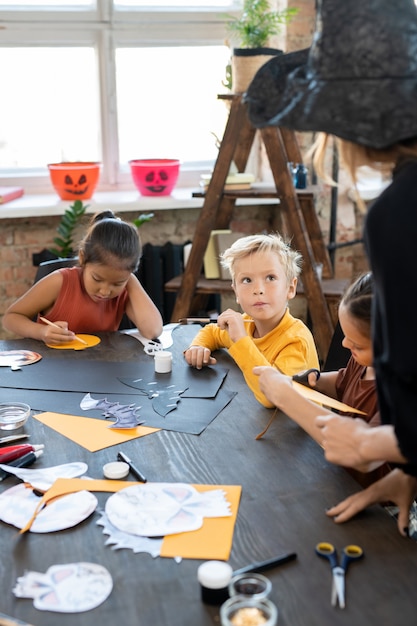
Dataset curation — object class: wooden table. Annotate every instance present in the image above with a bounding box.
[0,326,416,626]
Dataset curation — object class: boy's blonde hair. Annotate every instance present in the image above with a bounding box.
[220,233,302,284]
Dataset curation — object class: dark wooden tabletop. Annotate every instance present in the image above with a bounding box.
[0,326,416,626]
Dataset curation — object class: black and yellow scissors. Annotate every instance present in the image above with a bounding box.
[315,542,364,609]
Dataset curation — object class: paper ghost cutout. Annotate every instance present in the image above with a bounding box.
[13,562,112,612]
[80,393,144,429]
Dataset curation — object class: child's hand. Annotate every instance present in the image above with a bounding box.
[217,309,247,342]
[183,346,217,370]
[292,368,320,387]
[40,320,76,346]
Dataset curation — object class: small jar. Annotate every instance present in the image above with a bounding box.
[220,596,278,626]
[294,163,308,189]
[197,560,233,606]
[154,350,172,373]
[228,573,272,600]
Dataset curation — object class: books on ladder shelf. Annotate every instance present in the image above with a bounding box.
[203,230,245,280]
[0,186,24,204]
[200,172,255,192]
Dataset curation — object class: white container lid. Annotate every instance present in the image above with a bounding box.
[103,461,129,480]
[197,561,233,589]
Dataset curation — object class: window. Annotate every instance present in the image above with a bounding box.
[0,0,239,191]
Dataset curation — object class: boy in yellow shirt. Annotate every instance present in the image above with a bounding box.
[183,233,319,407]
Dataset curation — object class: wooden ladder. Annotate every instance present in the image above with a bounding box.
[168,94,336,360]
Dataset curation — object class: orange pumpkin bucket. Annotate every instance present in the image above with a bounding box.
[48,162,101,200]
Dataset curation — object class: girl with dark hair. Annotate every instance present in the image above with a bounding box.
[3,210,163,344]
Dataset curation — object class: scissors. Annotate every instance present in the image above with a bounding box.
[315,542,364,609]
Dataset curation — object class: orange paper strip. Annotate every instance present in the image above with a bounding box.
[34,412,159,452]
[292,381,366,415]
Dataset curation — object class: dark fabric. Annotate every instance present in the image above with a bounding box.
[245,0,417,148]
[364,160,417,475]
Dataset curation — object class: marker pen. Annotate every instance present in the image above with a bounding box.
[117,451,147,483]
[0,449,43,481]
[0,444,44,464]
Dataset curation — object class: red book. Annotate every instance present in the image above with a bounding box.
[0,186,24,204]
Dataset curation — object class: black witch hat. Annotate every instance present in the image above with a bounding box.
[245,0,417,149]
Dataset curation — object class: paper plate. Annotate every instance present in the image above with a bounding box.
[0,483,97,533]
[46,334,101,350]
[0,350,42,368]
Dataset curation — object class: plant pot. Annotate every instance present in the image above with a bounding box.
[232,47,282,94]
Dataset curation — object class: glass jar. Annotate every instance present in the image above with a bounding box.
[220,596,278,626]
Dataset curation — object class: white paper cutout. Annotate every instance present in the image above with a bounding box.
[13,562,112,612]
[96,510,163,556]
[105,482,232,537]
[0,461,88,492]
[0,484,97,533]
[121,322,178,353]
[80,393,144,428]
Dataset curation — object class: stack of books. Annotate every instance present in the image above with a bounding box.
[200,172,255,191]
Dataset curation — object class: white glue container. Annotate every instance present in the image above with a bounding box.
[154,350,172,373]
[197,560,233,605]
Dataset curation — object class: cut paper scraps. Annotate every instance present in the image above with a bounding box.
[105,482,232,536]
[292,380,367,415]
[0,461,88,492]
[0,483,97,533]
[34,412,159,452]
[121,322,179,354]
[80,393,144,428]
[13,563,113,613]
[18,478,241,560]
[46,334,101,351]
[0,349,42,371]
[96,511,163,556]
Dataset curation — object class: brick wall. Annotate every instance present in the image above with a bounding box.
[0,204,280,340]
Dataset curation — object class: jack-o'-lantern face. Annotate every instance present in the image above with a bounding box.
[141,168,169,194]
[48,162,101,201]
[64,173,89,197]
[129,159,180,197]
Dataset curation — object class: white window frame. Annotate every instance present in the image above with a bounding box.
[0,0,241,192]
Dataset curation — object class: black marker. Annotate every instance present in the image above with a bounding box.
[232,552,297,576]
[117,451,147,483]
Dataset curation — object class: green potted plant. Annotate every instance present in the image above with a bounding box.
[225,0,298,93]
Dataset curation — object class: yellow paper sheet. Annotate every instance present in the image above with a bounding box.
[292,381,366,415]
[34,411,159,452]
[19,478,241,560]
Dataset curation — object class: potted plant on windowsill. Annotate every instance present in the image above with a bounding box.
[32,199,88,266]
[225,0,298,93]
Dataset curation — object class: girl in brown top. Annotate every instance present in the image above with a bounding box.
[253,273,390,487]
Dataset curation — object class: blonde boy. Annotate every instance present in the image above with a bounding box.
[183,233,319,407]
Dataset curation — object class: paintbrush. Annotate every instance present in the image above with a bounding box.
[39,316,88,346]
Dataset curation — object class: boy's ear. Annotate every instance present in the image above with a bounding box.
[287,277,297,300]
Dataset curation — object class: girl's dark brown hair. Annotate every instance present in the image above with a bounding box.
[340,272,373,336]
[78,210,141,273]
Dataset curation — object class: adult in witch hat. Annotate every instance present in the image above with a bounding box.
[249,0,417,535]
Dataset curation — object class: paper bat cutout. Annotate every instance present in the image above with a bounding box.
[80,393,144,429]
[145,383,185,417]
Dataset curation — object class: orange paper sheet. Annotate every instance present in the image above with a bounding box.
[34,411,160,452]
[46,334,101,350]
[20,478,241,560]
[292,381,366,415]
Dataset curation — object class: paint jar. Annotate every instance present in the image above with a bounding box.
[220,596,278,626]
[154,351,172,373]
[228,573,272,600]
[197,561,233,606]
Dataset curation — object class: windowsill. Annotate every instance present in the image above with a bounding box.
[0,185,280,219]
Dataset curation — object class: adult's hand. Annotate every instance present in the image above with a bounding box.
[326,468,417,537]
